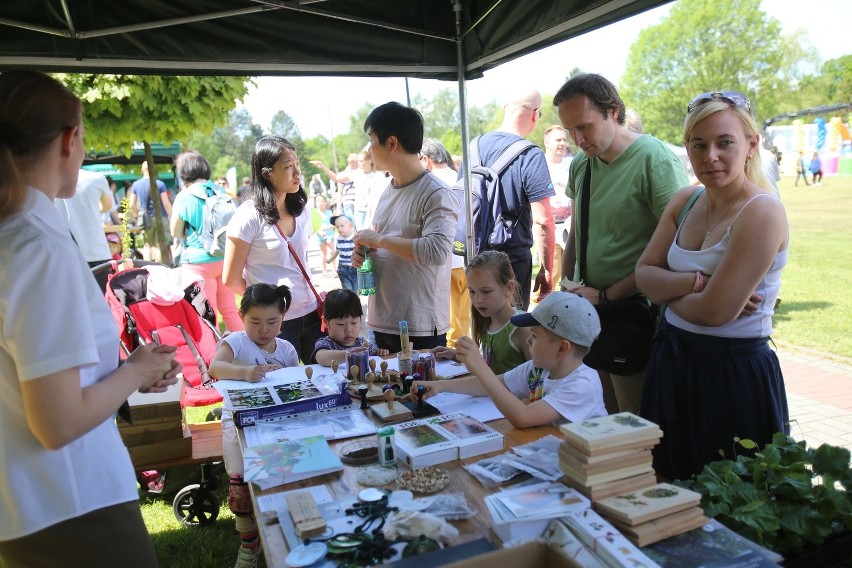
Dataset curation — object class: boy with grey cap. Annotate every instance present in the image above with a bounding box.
[414,292,607,427]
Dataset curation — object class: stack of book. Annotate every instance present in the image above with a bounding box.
[594,482,707,547]
[393,413,504,468]
[558,412,662,501]
[483,481,590,543]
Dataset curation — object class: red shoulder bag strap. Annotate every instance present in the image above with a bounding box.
[272,224,325,325]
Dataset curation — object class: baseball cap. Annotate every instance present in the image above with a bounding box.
[510,291,601,347]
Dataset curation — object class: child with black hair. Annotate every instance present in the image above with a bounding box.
[208,283,298,568]
[311,288,390,365]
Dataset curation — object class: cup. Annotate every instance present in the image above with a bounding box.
[346,347,370,382]
[412,351,436,380]
[398,349,418,375]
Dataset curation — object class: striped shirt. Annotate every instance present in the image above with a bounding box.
[336,235,355,267]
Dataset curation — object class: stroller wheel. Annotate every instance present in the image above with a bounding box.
[173,484,220,526]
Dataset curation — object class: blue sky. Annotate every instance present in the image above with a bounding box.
[241,0,851,139]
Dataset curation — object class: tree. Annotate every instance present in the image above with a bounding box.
[184,108,264,182]
[619,0,816,144]
[269,110,307,161]
[58,74,251,262]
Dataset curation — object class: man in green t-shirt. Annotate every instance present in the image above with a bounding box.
[554,73,688,415]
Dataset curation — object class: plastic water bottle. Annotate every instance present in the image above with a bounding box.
[358,248,375,296]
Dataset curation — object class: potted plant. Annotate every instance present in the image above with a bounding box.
[677,432,852,565]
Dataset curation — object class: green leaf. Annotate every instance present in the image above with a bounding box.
[738,438,758,450]
[812,443,851,477]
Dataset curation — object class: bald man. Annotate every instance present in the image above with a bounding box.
[461,89,555,309]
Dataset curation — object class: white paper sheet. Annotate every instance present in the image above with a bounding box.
[426,392,505,422]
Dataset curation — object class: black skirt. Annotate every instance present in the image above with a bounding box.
[640,320,789,482]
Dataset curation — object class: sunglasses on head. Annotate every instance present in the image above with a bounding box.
[687,91,751,114]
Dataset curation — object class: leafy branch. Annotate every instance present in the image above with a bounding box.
[677,433,852,556]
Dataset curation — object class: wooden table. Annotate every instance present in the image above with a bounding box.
[244,415,559,567]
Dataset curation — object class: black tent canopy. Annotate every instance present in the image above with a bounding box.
[0,0,668,79]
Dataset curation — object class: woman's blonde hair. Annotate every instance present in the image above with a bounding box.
[683,99,772,192]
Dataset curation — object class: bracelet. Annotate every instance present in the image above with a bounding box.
[692,272,704,294]
[598,288,610,305]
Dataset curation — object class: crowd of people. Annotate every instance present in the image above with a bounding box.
[0,69,790,568]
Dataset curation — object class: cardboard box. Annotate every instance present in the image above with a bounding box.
[443,540,582,568]
[126,424,192,469]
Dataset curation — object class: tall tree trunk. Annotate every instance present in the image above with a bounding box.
[145,141,173,265]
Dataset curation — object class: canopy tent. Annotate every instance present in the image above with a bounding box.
[1,0,672,257]
[1,1,669,79]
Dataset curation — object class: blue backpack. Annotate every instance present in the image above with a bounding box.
[452,136,535,257]
[187,181,236,257]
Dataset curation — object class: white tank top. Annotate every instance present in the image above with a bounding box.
[665,193,788,338]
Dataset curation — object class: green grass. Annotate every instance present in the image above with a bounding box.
[773,175,852,360]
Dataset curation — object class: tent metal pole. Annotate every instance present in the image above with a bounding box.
[454,0,474,269]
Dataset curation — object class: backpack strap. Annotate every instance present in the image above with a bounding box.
[490,139,536,175]
[677,187,705,228]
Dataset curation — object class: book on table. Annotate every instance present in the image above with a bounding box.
[216,367,351,428]
[559,412,663,454]
[242,404,377,448]
[608,506,708,547]
[559,438,658,464]
[560,448,653,475]
[483,481,590,543]
[243,435,343,490]
[393,412,504,468]
[562,472,658,502]
[594,482,703,525]
[641,518,784,567]
[562,461,655,487]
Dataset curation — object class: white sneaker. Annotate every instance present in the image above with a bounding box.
[234,546,261,568]
[815,182,822,186]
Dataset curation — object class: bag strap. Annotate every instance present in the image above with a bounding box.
[677,187,705,227]
[272,223,324,307]
[578,159,592,283]
[490,139,536,175]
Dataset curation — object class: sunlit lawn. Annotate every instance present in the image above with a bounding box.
[773,174,852,360]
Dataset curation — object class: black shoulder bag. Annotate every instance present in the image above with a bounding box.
[577,161,657,376]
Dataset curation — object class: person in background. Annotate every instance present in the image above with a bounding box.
[810,150,823,186]
[542,125,572,296]
[421,137,469,347]
[326,214,357,292]
[466,89,555,310]
[0,68,180,568]
[236,176,252,204]
[311,153,359,221]
[794,151,810,186]
[555,73,688,415]
[314,194,336,278]
[224,136,326,364]
[636,90,789,481]
[128,160,171,261]
[352,102,458,352]
[55,169,115,292]
[102,175,121,225]
[170,151,243,332]
[416,292,606,428]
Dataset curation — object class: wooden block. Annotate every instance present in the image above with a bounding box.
[126,424,192,469]
[285,491,327,539]
[370,402,413,422]
[119,420,184,446]
[117,401,183,426]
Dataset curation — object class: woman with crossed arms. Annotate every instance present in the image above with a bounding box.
[636,91,789,481]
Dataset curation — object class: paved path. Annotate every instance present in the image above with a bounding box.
[305,244,852,454]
